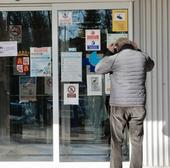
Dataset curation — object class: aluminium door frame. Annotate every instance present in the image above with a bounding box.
[0,4,54,168]
[52,1,133,168]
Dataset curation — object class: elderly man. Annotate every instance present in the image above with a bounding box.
[95,38,154,168]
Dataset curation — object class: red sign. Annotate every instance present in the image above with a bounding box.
[16,51,30,73]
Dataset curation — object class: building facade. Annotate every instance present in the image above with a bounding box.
[0,0,169,168]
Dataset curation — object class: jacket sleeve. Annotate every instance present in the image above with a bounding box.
[144,53,154,71]
[95,55,116,74]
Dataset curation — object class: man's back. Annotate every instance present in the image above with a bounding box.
[95,48,154,106]
[110,49,147,106]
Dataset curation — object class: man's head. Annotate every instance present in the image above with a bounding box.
[114,37,138,52]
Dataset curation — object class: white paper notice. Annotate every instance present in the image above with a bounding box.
[105,74,111,95]
[64,83,79,105]
[58,11,72,26]
[0,41,17,57]
[61,52,82,82]
[87,74,102,96]
[107,33,128,47]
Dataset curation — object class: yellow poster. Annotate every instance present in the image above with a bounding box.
[112,9,128,32]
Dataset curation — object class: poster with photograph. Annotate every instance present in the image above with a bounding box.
[30,47,51,77]
[19,76,36,102]
[64,83,79,105]
[112,9,128,32]
[61,52,82,82]
[87,74,102,96]
[0,41,17,57]
[85,29,101,51]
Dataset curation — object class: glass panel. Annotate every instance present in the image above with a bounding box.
[0,11,52,161]
[58,9,129,162]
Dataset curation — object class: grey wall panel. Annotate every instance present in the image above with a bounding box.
[134,0,170,167]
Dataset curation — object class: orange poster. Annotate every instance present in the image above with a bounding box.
[112,9,128,32]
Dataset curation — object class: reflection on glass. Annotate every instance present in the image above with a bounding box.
[59,10,129,162]
[0,11,52,161]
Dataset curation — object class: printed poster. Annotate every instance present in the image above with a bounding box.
[30,47,51,77]
[58,11,72,26]
[112,9,128,32]
[19,76,36,102]
[61,52,82,82]
[107,33,128,47]
[87,74,102,96]
[0,41,17,57]
[85,29,101,51]
[64,83,79,105]
[9,25,22,43]
[105,74,111,95]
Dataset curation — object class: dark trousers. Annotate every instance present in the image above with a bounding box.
[110,106,146,168]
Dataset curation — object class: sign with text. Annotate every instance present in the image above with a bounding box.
[30,47,51,77]
[58,11,72,26]
[0,41,17,57]
[61,52,82,82]
[112,9,128,32]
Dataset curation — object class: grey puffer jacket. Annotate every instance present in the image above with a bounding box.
[95,49,154,106]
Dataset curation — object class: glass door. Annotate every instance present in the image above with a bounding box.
[53,2,133,168]
[0,9,52,163]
